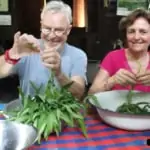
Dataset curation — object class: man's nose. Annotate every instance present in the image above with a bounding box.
[48,30,56,38]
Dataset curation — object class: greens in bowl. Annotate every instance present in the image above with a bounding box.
[116,88,150,115]
[88,90,150,131]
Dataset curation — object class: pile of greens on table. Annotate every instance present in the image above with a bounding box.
[4,73,91,143]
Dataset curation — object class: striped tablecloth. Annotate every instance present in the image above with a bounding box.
[28,114,150,150]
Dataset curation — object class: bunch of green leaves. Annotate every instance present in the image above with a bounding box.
[116,86,150,114]
[116,61,150,114]
[5,73,89,143]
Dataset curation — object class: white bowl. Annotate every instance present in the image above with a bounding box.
[89,90,150,130]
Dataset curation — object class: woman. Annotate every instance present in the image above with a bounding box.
[89,8,150,94]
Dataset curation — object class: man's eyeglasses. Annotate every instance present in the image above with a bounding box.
[41,27,67,36]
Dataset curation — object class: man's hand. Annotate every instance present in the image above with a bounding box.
[9,31,40,59]
[41,43,62,76]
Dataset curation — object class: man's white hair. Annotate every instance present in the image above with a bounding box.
[41,0,72,24]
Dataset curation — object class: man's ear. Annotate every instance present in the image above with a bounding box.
[66,24,72,35]
[40,20,42,25]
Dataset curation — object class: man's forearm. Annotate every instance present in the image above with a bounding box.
[56,73,85,100]
[0,55,14,78]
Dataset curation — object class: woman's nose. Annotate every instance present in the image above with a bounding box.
[134,32,140,40]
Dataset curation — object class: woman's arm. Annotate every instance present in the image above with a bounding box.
[88,68,116,94]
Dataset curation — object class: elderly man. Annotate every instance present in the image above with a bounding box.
[0,0,87,99]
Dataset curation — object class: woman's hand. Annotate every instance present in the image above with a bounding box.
[136,70,150,86]
[113,69,137,86]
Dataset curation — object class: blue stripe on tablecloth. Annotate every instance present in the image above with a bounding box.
[87,122,108,127]
[142,131,150,136]
[34,139,146,150]
[38,131,148,145]
[99,139,145,148]
[59,125,150,137]
[63,127,115,136]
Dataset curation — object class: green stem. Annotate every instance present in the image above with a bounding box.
[127,85,134,104]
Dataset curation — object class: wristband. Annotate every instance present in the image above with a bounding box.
[4,49,20,65]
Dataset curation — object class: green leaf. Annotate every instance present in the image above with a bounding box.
[32,112,40,120]
[18,87,26,107]
[60,111,74,127]
[30,81,43,95]
[33,118,38,128]
[38,122,47,144]
[45,113,54,136]
[77,118,88,138]
[64,105,83,119]
[37,113,47,131]
[62,81,74,90]
[53,123,60,136]
[15,114,31,124]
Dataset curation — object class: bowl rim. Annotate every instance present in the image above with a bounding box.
[3,99,21,119]
[89,90,150,118]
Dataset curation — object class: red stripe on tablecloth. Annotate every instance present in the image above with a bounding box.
[29,136,147,149]
[105,146,148,150]
[42,127,146,141]
[0,115,4,118]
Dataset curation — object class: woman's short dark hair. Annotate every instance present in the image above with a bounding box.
[119,8,150,46]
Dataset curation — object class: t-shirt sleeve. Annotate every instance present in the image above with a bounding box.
[99,52,115,76]
[70,51,88,83]
[11,56,26,76]
[11,60,20,75]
